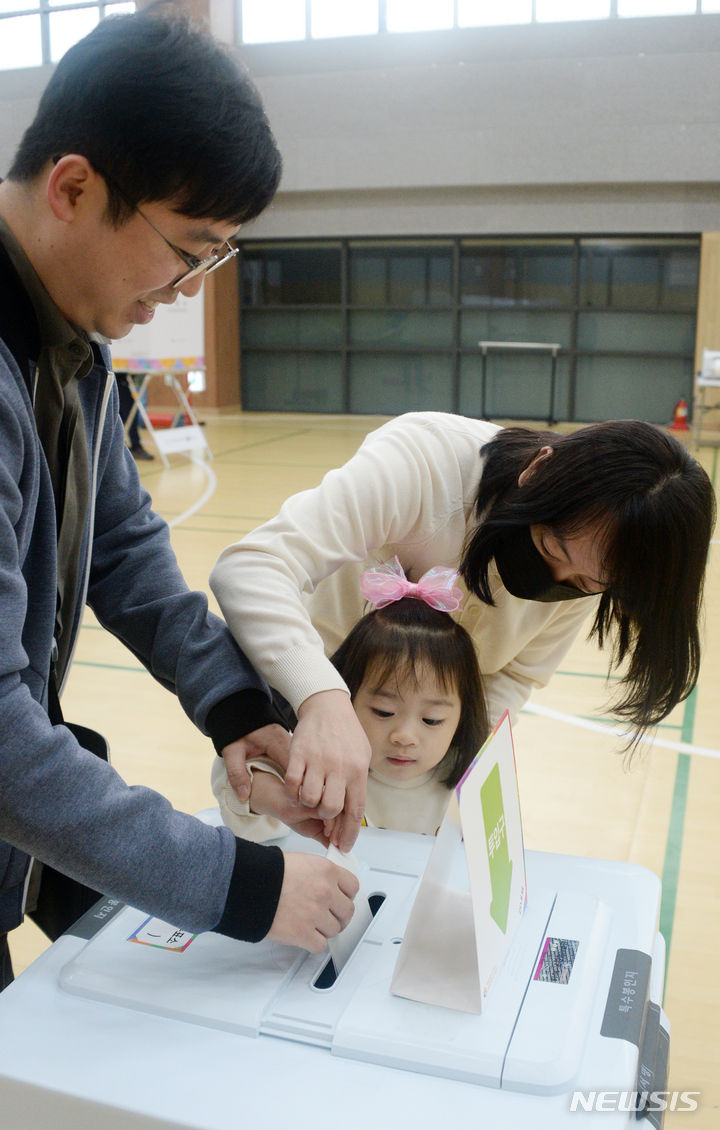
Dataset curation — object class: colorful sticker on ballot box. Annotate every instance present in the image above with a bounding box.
[128,916,197,952]
[534,936,579,984]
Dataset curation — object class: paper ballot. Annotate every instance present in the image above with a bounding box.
[326,844,374,975]
[391,712,526,1013]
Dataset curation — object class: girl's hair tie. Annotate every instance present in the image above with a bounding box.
[359,555,463,613]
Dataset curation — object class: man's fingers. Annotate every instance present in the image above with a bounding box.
[335,865,360,904]
[222,750,252,801]
[267,853,358,952]
[261,724,292,769]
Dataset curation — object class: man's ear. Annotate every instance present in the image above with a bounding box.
[517,445,554,488]
[46,154,99,221]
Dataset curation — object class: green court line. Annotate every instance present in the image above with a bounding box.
[165,524,259,535]
[655,446,720,984]
[556,670,612,679]
[134,426,316,479]
[657,536,705,995]
[72,659,146,673]
[205,428,315,461]
[659,708,694,998]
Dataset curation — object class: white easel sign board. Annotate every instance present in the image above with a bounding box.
[111,293,211,463]
[391,711,526,1013]
[112,292,204,372]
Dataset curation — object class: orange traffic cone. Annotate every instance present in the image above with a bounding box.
[669,398,689,432]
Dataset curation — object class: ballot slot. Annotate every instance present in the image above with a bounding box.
[313,893,386,990]
[260,873,418,1047]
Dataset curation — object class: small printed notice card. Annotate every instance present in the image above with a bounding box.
[128,916,197,953]
[390,711,526,1013]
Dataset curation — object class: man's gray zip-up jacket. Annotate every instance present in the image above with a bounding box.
[0,241,284,943]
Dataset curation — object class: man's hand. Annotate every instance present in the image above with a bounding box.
[284,690,371,854]
[250,768,329,845]
[267,852,359,953]
[221,724,291,803]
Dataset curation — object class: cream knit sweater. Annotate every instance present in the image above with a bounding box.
[210,412,596,728]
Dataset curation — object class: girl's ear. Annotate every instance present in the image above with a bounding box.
[518,444,554,488]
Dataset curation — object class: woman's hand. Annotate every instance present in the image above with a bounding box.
[284,689,371,853]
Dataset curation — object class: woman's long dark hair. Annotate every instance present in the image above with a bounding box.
[461,421,716,750]
[330,597,489,788]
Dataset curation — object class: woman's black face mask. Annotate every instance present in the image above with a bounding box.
[494,526,595,603]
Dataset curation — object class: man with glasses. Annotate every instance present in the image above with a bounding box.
[0,9,359,991]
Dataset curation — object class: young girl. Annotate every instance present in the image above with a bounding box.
[211,558,489,841]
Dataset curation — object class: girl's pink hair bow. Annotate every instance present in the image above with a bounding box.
[359,556,463,613]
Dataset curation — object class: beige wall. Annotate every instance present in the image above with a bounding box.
[693,233,720,432]
[695,234,720,366]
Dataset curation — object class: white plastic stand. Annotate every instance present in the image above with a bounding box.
[693,348,720,448]
[478,340,562,424]
[123,370,212,467]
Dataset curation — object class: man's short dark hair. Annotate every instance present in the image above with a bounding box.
[8,8,281,226]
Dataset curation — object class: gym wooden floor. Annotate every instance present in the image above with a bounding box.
[10,412,720,1127]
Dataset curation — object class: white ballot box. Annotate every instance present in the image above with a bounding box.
[0,820,668,1130]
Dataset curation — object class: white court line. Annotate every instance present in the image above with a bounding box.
[523,701,720,763]
[167,455,217,529]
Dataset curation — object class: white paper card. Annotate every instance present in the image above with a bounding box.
[326,844,374,975]
[153,424,208,455]
[458,711,527,1000]
[391,711,526,1013]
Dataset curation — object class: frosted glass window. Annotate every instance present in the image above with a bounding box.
[350,254,387,305]
[575,356,693,424]
[349,353,454,414]
[242,245,342,305]
[0,13,42,68]
[243,310,342,347]
[662,250,699,310]
[349,310,453,348]
[428,254,453,306]
[702,0,720,9]
[460,244,573,307]
[243,352,343,412]
[610,253,661,309]
[458,353,569,422]
[577,312,695,354]
[618,0,696,13]
[312,0,378,38]
[0,0,36,10]
[536,0,610,19]
[241,0,305,43]
[350,244,452,306]
[388,255,427,305]
[459,0,531,25]
[50,7,100,62]
[460,310,571,349]
[386,0,454,33]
